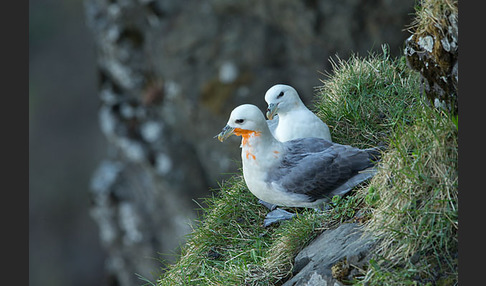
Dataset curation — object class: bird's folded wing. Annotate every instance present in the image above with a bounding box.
[266,138,375,202]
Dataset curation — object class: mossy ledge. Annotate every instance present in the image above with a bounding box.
[154,46,457,285]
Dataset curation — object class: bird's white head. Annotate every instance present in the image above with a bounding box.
[264,84,303,120]
[217,104,268,143]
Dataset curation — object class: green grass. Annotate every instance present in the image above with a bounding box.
[314,45,420,148]
[155,174,367,286]
[354,107,458,285]
[157,175,330,286]
[156,46,458,285]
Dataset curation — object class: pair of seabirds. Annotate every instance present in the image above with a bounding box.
[217,84,381,226]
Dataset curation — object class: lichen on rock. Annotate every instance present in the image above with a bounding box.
[404,0,458,114]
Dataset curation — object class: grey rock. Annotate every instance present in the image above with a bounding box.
[283,223,376,286]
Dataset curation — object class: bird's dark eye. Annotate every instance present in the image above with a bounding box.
[277,91,284,98]
[235,119,244,124]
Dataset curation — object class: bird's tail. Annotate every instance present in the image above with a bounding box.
[365,143,387,162]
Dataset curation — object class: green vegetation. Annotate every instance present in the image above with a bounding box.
[315,45,420,148]
[356,106,458,285]
[157,174,326,286]
[156,46,458,285]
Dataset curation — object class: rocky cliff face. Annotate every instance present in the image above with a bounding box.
[84,0,415,284]
[404,0,458,114]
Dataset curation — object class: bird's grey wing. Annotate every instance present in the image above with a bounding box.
[266,138,377,202]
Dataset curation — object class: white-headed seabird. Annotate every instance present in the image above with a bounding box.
[217,104,381,226]
[265,84,332,142]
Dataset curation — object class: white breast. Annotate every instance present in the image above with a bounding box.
[275,109,331,142]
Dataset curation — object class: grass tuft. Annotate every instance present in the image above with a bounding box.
[355,107,458,285]
[315,45,421,148]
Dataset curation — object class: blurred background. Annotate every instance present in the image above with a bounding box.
[29,0,416,285]
[29,0,108,285]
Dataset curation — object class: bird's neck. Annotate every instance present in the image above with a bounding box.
[238,129,283,162]
[278,104,308,121]
[234,128,262,148]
